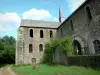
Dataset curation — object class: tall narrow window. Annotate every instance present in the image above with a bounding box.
[86,6,92,20]
[29,44,32,53]
[39,44,43,52]
[61,28,63,37]
[30,29,33,38]
[50,30,53,38]
[70,20,74,31]
[93,40,100,54]
[40,30,43,38]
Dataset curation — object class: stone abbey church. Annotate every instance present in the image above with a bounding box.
[16,0,100,65]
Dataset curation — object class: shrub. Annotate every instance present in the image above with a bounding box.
[43,36,73,63]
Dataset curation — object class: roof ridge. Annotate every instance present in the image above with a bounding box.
[21,19,59,23]
[20,19,60,28]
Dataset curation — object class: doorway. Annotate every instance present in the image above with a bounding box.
[73,40,82,55]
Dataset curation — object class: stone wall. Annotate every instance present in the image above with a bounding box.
[16,27,24,65]
[16,27,57,65]
[53,47,68,65]
[57,0,100,54]
[68,55,100,68]
[16,0,100,65]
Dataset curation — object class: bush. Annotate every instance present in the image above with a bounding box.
[43,36,73,63]
[43,43,53,63]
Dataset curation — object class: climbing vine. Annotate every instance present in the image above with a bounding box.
[43,36,73,63]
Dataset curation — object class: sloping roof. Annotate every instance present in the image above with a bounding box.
[58,0,87,29]
[20,19,60,28]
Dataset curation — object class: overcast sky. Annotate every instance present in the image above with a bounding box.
[0,0,85,39]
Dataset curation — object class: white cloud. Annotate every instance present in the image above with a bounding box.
[67,0,85,12]
[0,8,58,32]
[0,13,21,31]
[53,17,58,21]
[22,8,51,20]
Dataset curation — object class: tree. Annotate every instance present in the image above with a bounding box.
[0,35,16,64]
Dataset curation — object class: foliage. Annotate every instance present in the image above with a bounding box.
[43,36,73,63]
[43,43,53,63]
[0,35,16,64]
[59,36,72,55]
[12,64,100,75]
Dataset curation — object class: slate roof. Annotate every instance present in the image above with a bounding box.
[20,19,60,28]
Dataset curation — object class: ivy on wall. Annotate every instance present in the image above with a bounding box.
[43,36,73,63]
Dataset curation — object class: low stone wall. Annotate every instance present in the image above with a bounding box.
[53,48,68,65]
[53,48,100,68]
[68,55,100,67]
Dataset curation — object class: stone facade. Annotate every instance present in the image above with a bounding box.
[16,0,100,65]
[16,26,57,65]
[57,0,100,55]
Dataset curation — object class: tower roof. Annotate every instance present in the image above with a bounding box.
[59,7,64,23]
[59,7,64,18]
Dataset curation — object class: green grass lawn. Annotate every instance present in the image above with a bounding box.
[12,64,100,75]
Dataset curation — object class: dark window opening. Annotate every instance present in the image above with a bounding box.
[39,44,43,52]
[70,20,74,31]
[30,29,33,38]
[61,28,63,37]
[86,6,92,20]
[40,30,43,38]
[50,30,53,38]
[29,44,32,53]
[93,40,100,54]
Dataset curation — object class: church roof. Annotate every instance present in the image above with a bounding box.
[58,0,87,28]
[20,19,60,29]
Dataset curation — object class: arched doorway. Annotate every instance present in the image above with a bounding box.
[73,40,82,55]
[93,40,100,54]
[32,58,36,64]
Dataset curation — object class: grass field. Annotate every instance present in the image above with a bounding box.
[12,64,100,75]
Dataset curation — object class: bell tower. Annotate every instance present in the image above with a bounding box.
[59,7,65,23]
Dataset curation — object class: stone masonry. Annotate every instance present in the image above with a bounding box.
[16,0,100,65]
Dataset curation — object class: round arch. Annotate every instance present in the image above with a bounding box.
[88,36,100,54]
[93,40,100,54]
[72,35,85,55]
[73,40,82,55]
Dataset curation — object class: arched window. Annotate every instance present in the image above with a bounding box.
[40,30,43,38]
[39,44,43,52]
[86,6,92,20]
[50,30,53,38]
[29,44,32,53]
[93,40,100,54]
[70,20,74,31]
[30,29,33,38]
[61,28,63,37]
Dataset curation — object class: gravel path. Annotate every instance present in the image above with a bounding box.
[7,66,16,75]
[0,68,3,75]
[0,66,16,75]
